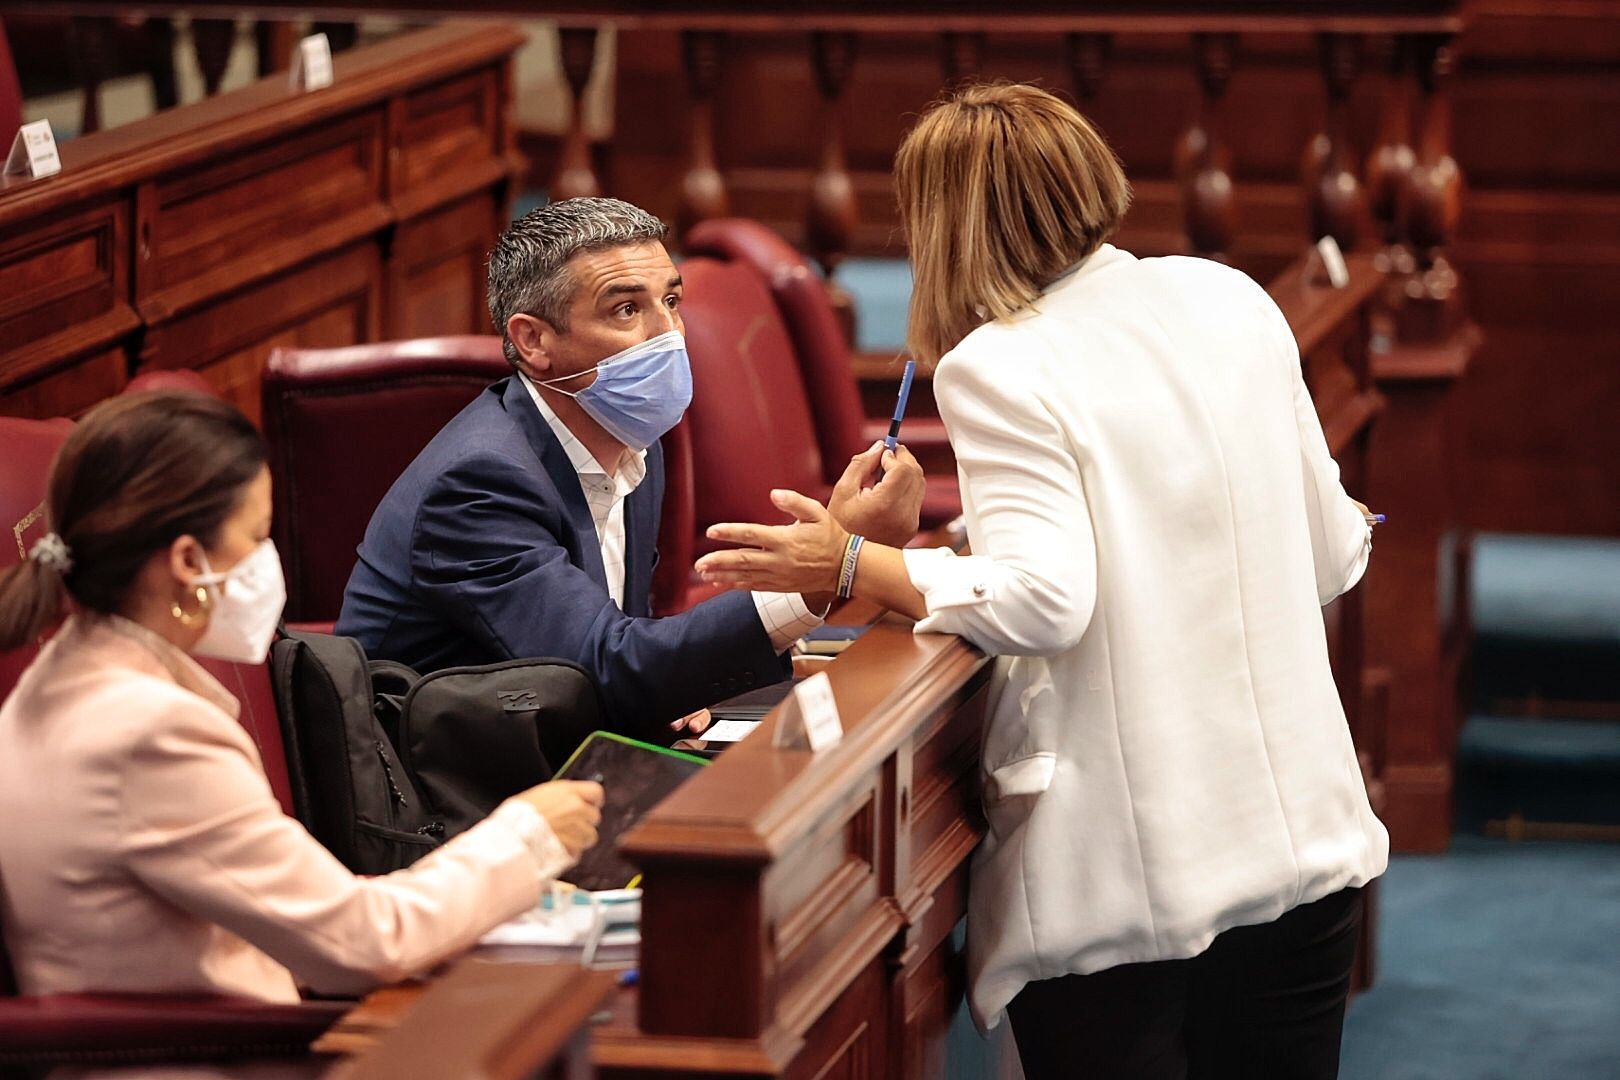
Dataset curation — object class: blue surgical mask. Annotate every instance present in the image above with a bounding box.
[538,330,692,451]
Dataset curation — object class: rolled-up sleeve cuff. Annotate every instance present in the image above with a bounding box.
[754,591,826,654]
[902,547,995,634]
[487,799,574,884]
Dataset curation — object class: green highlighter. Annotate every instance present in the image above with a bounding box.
[552,731,707,891]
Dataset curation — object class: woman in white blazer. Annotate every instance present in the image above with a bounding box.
[0,393,603,1043]
[696,83,1388,1079]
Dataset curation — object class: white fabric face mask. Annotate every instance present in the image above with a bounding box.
[191,540,286,665]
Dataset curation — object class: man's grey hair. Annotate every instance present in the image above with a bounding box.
[486,197,668,367]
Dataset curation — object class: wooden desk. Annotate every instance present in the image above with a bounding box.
[324,600,989,1078]
[0,23,523,423]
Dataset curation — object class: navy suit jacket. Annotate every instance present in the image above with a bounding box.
[336,376,789,733]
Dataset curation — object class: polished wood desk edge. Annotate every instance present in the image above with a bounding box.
[1267,251,1385,359]
[0,22,525,226]
[331,961,615,1079]
[620,623,987,864]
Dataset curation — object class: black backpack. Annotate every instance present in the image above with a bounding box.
[269,629,606,874]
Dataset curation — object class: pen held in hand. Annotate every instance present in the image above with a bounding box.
[885,359,918,452]
[1364,513,1386,525]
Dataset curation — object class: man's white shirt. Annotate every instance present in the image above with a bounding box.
[520,374,821,652]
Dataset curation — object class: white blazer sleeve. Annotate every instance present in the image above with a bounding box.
[1271,300,1373,605]
[903,345,1098,657]
[117,702,565,995]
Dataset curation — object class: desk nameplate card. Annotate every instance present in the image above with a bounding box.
[290,33,335,91]
[772,670,843,752]
[4,120,62,180]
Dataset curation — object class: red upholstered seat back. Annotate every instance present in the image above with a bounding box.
[0,417,73,703]
[194,657,296,818]
[262,338,511,623]
[0,19,23,150]
[678,256,830,553]
[685,219,871,477]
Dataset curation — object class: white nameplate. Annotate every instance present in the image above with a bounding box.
[796,672,844,752]
[1314,235,1350,289]
[289,33,334,92]
[4,120,62,180]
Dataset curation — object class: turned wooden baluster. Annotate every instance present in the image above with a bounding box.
[552,27,602,202]
[807,31,860,345]
[143,19,179,111]
[1303,33,1366,251]
[1066,32,1113,104]
[1365,35,1416,275]
[191,18,237,98]
[311,21,359,54]
[67,17,111,134]
[676,30,728,240]
[1399,32,1465,337]
[940,31,986,87]
[1174,33,1238,261]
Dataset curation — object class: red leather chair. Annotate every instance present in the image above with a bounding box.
[678,252,832,555]
[0,419,344,1070]
[683,219,961,528]
[262,338,511,623]
[0,19,22,150]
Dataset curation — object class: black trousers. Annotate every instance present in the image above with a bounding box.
[1007,886,1362,1080]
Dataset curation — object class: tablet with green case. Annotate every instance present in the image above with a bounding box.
[552,731,708,891]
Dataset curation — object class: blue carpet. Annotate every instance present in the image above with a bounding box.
[1341,837,1620,1080]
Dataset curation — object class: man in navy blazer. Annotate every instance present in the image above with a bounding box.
[337,198,922,734]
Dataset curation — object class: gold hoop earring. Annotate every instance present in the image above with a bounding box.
[171,585,211,628]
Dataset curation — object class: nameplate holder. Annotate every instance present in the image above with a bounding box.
[772,672,843,752]
[288,33,334,92]
[4,120,62,180]
[1310,235,1351,289]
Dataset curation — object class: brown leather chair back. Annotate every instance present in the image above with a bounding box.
[677,255,830,556]
[262,338,511,623]
[0,417,73,704]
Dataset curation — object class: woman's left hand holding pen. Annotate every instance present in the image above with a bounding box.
[828,440,925,548]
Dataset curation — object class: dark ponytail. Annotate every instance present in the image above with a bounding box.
[0,391,267,653]
[0,557,70,653]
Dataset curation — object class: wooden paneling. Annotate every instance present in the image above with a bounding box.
[612,1,1615,539]
[0,23,524,424]
[0,198,136,399]
[388,193,502,338]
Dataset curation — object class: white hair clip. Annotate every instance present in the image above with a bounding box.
[29,532,73,574]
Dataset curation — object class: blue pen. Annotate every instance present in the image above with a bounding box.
[1364,513,1386,525]
[886,359,918,452]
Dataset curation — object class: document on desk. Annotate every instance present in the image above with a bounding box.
[480,888,641,949]
[700,719,760,743]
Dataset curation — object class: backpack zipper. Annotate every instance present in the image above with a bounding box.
[374,741,407,806]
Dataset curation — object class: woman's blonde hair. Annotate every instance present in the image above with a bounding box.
[894,82,1132,366]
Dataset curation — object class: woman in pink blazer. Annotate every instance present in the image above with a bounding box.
[0,392,603,1007]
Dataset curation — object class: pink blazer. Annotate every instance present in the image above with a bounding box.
[0,616,559,1001]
